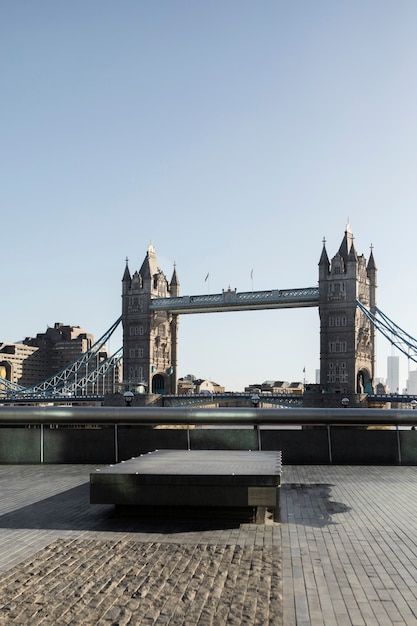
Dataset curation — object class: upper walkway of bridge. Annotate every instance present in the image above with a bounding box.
[150,286,319,314]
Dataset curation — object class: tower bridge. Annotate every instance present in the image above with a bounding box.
[3,225,417,405]
[122,225,377,399]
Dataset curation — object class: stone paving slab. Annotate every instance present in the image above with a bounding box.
[280,465,417,626]
[0,465,417,624]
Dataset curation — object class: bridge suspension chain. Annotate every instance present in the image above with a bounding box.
[6,316,122,397]
[357,301,417,364]
[0,378,26,394]
[60,347,123,395]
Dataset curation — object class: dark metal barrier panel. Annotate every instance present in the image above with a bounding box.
[260,428,330,464]
[189,428,258,451]
[0,427,41,463]
[399,430,417,465]
[330,428,398,464]
[43,426,115,464]
[0,405,417,464]
[117,426,188,461]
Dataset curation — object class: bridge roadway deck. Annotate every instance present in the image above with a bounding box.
[0,464,416,624]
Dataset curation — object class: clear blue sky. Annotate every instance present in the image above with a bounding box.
[2,1,417,391]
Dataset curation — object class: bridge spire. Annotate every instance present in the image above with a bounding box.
[170,263,180,297]
[367,245,377,271]
[122,257,131,286]
[338,222,355,262]
[318,238,330,272]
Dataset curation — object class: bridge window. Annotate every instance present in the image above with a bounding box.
[130,325,144,336]
[129,348,144,358]
[128,297,144,311]
[329,341,347,353]
[329,282,345,295]
[128,366,143,382]
[129,367,143,382]
[327,362,347,383]
[329,315,347,327]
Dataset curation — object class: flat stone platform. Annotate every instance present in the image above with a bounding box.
[90,450,282,516]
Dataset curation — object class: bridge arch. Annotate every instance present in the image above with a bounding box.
[357,368,373,394]
[152,373,166,395]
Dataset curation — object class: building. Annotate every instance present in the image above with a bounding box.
[0,323,121,395]
[406,370,417,395]
[387,355,400,394]
[0,342,43,388]
[122,245,179,394]
[24,323,94,377]
[245,381,303,395]
[318,224,377,396]
[177,376,225,395]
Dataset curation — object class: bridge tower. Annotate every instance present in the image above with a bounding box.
[122,244,179,395]
[318,224,377,396]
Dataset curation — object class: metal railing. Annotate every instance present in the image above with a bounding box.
[0,405,416,426]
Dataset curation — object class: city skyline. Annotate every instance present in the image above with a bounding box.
[2,2,417,391]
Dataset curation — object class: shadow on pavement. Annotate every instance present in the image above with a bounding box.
[0,483,253,533]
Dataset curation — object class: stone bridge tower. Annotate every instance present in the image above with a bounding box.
[122,244,179,395]
[318,225,377,397]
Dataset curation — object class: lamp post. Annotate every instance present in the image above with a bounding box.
[250,394,261,449]
[123,391,134,407]
[251,394,260,408]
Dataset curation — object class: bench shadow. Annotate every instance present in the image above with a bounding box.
[0,483,254,533]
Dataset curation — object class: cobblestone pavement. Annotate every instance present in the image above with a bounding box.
[0,465,417,625]
[0,540,281,625]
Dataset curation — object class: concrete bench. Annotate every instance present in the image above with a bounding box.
[90,449,282,522]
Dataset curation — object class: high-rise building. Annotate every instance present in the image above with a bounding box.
[406,370,417,395]
[387,355,399,393]
[0,323,121,394]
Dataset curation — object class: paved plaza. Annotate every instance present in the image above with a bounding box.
[0,464,416,624]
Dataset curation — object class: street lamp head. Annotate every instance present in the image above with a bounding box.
[251,394,260,408]
[123,391,134,407]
